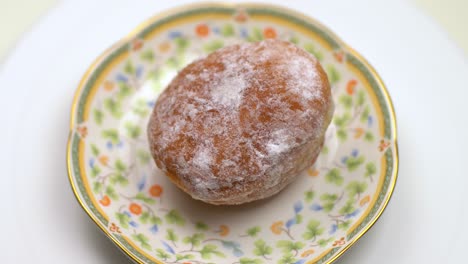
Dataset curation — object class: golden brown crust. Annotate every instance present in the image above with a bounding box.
[147,39,334,205]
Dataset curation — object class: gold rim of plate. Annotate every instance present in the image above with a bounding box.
[66,2,399,263]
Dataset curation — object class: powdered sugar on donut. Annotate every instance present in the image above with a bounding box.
[209,46,255,108]
[266,128,295,156]
[286,56,321,99]
[147,39,334,204]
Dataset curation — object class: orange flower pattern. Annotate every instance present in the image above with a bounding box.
[195,24,209,37]
[99,195,111,206]
[129,203,142,215]
[218,225,230,237]
[234,10,248,23]
[360,195,371,206]
[77,126,87,138]
[301,249,315,257]
[332,237,346,247]
[149,184,163,197]
[132,39,143,51]
[159,42,171,53]
[333,51,344,62]
[109,223,122,234]
[103,80,115,91]
[379,139,391,152]
[346,79,357,95]
[98,155,109,166]
[263,27,277,38]
[270,221,284,235]
[307,168,319,177]
[354,127,365,139]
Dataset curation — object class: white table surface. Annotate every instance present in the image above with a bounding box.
[1,0,467,263]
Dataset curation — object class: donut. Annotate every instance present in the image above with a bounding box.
[147,39,334,205]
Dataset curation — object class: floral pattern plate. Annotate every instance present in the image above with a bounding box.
[67,3,398,264]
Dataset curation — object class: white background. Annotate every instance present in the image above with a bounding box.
[1,0,467,263]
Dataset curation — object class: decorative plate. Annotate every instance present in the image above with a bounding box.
[67,3,398,264]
